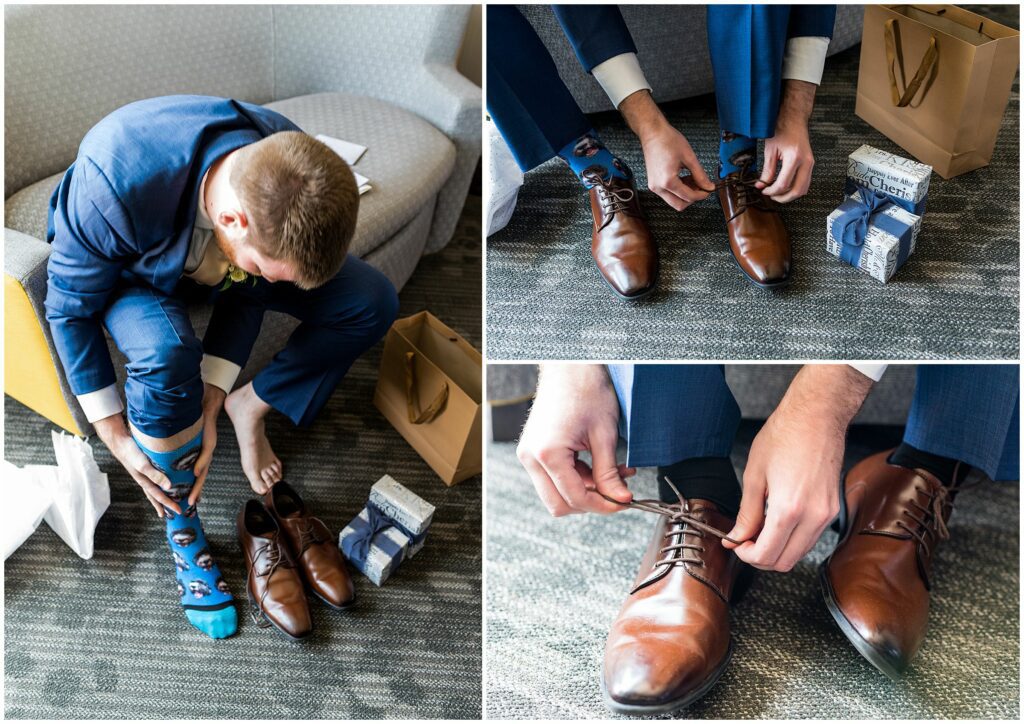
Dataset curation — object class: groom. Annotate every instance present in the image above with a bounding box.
[517,363,1019,713]
[488,5,837,297]
[45,95,399,638]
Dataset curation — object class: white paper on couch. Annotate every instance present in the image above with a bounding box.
[315,134,372,195]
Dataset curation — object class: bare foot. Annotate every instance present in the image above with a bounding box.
[224,383,283,494]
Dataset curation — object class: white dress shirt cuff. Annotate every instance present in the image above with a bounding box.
[848,363,888,382]
[591,52,653,108]
[76,384,124,423]
[781,36,830,85]
[201,354,242,394]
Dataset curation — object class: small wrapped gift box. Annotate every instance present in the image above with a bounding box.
[826,188,922,282]
[845,144,932,216]
[338,506,411,585]
[369,474,435,539]
[338,477,434,584]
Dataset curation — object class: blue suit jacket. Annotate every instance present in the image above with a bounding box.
[45,95,300,397]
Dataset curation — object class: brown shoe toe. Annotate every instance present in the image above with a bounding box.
[602,498,744,715]
[586,173,658,299]
[718,166,792,288]
[604,628,723,709]
[237,499,313,641]
[264,481,356,610]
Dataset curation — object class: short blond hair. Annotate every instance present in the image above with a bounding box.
[231,131,358,288]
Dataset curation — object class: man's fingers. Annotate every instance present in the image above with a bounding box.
[773,518,829,572]
[572,459,630,514]
[589,428,632,505]
[138,477,180,515]
[683,153,716,192]
[521,455,573,517]
[725,475,766,548]
[137,458,171,491]
[650,182,689,212]
[189,470,207,506]
[772,161,813,204]
[145,493,165,518]
[762,155,799,197]
[733,501,797,570]
[540,447,593,512]
[758,146,780,187]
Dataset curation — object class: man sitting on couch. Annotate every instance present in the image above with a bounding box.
[45,95,399,638]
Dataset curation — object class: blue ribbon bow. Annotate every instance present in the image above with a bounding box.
[832,187,912,267]
[341,502,425,569]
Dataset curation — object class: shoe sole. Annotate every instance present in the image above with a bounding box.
[249,597,313,642]
[592,258,658,301]
[311,587,357,611]
[818,562,905,680]
[818,470,905,680]
[726,246,792,290]
[599,641,734,716]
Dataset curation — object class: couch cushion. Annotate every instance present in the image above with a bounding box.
[6,91,456,260]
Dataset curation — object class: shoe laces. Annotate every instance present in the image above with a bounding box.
[583,169,636,216]
[246,537,291,628]
[894,465,976,559]
[718,164,777,220]
[599,478,739,569]
[297,518,327,556]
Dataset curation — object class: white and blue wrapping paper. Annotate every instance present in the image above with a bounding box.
[845,144,932,216]
[368,474,435,540]
[826,188,922,282]
[338,491,431,585]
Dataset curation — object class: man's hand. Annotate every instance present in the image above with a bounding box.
[758,79,817,203]
[517,364,635,516]
[93,413,178,518]
[191,383,226,506]
[619,90,716,212]
[724,365,875,572]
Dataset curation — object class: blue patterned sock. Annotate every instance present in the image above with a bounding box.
[133,431,237,639]
[557,130,633,188]
[719,130,757,177]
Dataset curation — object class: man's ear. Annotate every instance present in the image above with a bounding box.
[217,208,249,237]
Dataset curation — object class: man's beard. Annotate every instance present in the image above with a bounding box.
[211,225,239,266]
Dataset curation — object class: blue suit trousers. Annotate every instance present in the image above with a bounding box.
[487,5,837,172]
[103,255,398,438]
[609,364,1020,482]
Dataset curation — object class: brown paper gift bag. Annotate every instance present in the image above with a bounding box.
[373,311,481,486]
[855,4,1019,179]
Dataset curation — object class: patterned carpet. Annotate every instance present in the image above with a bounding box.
[484,422,1020,719]
[3,197,482,719]
[486,6,1020,360]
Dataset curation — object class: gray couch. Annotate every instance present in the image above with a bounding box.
[4,4,481,436]
[517,4,865,113]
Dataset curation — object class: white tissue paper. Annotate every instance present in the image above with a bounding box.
[2,431,110,560]
[485,119,524,237]
[315,134,372,195]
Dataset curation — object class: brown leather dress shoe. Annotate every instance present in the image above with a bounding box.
[820,449,962,678]
[584,170,657,299]
[718,165,791,288]
[264,481,356,610]
[237,499,312,640]
[602,496,751,715]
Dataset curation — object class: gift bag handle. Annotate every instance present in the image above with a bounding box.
[404,351,449,424]
[885,17,939,108]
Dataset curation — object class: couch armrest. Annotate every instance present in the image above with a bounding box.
[271,4,481,253]
[409,63,482,253]
[4,228,91,436]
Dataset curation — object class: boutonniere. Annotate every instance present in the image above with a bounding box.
[220,264,256,290]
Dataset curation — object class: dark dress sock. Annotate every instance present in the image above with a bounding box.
[657,456,741,518]
[888,443,972,487]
